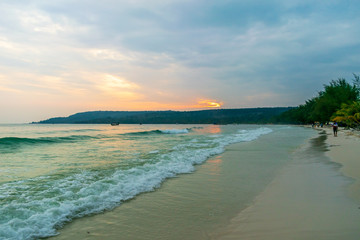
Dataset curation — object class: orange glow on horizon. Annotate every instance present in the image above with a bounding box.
[88,97,224,112]
[197,99,223,108]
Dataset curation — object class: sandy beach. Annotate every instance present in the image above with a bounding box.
[215,127,360,240]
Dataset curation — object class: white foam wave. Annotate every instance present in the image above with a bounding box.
[160,129,189,134]
[149,150,159,154]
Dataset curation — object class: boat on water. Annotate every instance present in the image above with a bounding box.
[110,123,119,126]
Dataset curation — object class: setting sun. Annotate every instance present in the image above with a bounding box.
[197,99,223,108]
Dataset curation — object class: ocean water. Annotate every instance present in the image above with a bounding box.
[0,124,310,240]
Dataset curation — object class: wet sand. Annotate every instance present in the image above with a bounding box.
[216,129,360,240]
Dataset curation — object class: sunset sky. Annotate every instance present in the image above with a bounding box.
[0,0,359,123]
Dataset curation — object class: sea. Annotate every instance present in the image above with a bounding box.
[0,124,316,240]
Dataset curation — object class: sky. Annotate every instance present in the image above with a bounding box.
[0,0,359,123]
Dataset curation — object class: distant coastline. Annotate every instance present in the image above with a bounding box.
[34,107,292,125]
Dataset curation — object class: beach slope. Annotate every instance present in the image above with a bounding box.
[216,129,360,240]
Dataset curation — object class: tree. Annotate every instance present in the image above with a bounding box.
[331,101,360,128]
[353,73,360,92]
[312,78,359,122]
[277,75,360,124]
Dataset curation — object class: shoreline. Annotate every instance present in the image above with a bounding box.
[215,127,360,240]
[51,126,312,240]
[48,126,360,239]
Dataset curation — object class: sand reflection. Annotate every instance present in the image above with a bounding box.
[205,155,222,177]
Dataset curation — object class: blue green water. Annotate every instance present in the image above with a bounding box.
[0,124,312,239]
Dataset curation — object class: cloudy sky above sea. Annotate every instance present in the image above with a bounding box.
[0,0,359,123]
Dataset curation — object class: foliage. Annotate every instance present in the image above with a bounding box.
[277,75,360,124]
[312,78,359,122]
[331,101,360,128]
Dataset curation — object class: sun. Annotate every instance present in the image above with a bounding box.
[197,99,223,108]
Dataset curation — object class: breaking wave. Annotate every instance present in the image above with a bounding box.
[124,128,190,136]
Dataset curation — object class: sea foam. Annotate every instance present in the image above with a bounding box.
[160,129,189,134]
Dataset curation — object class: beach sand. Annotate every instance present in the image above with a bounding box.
[215,128,360,240]
[326,127,360,202]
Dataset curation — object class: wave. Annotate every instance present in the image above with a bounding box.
[0,128,190,150]
[0,135,96,148]
[160,129,189,134]
[72,129,102,132]
[124,128,190,136]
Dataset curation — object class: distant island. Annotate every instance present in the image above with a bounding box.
[34,108,292,124]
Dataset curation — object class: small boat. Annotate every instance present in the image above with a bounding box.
[110,122,119,126]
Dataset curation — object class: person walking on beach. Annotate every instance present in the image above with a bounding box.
[332,122,338,137]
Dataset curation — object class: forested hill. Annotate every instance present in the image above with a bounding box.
[35,108,291,124]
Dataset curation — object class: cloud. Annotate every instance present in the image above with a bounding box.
[94,74,142,100]
[1,0,360,122]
